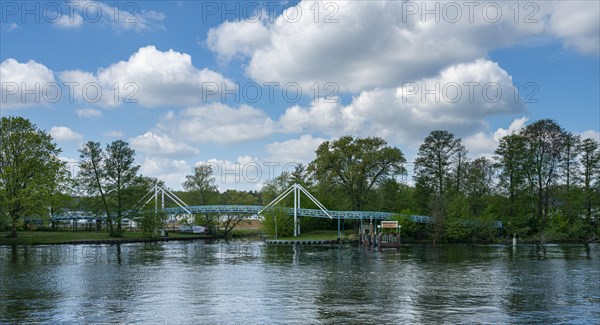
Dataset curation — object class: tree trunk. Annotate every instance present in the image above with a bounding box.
[10,220,17,238]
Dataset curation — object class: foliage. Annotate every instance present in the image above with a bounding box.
[0,116,66,238]
[414,130,466,196]
[183,164,219,233]
[260,208,293,238]
[309,136,405,211]
[137,210,168,238]
[78,140,143,237]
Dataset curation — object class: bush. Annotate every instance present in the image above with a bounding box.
[260,208,293,238]
[137,210,168,238]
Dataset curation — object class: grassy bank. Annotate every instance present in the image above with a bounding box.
[0,231,210,245]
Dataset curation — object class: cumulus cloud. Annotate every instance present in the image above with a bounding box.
[206,19,270,62]
[130,131,200,158]
[139,157,190,189]
[548,1,600,56]
[265,134,325,164]
[50,126,83,142]
[75,108,102,117]
[0,58,56,109]
[196,156,273,192]
[206,1,597,92]
[463,117,529,158]
[156,103,276,143]
[59,45,233,107]
[279,59,525,145]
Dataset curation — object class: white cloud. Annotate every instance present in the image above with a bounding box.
[59,45,233,107]
[59,156,80,177]
[266,134,325,164]
[463,117,529,158]
[196,156,270,192]
[50,126,83,142]
[55,13,83,28]
[104,130,123,138]
[75,108,102,118]
[156,103,276,143]
[0,58,56,109]
[279,59,525,146]
[207,1,597,92]
[139,157,190,190]
[548,1,600,56]
[206,19,270,62]
[206,1,546,92]
[60,1,165,32]
[130,131,200,158]
[580,130,600,141]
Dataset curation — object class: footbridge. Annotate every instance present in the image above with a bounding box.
[30,183,502,237]
[163,205,434,223]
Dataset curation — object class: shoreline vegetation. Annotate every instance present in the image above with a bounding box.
[0,230,263,246]
[2,117,598,244]
[2,230,596,246]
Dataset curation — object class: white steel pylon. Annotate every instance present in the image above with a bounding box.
[135,183,192,217]
[258,183,332,237]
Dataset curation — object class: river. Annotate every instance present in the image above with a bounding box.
[1,241,598,324]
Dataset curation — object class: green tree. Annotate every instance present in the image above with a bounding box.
[219,189,261,237]
[521,119,568,229]
[414,130,465,197]
[309,136,405,212]
[183,164,219,233]
[78,141,113,233]
[463,157,494,218]
[494,133,529,231]
[0,116,66,237]
[105,140,140,236]
[414,130,465,243]
[579,138,600,224]
[138,209,168,238]
[78,140,140,236]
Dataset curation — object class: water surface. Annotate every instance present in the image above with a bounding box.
[1,241,598,324]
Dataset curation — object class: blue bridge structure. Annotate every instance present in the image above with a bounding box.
[26,183,503,237]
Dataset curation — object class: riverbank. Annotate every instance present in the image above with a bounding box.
[0,231,212,245]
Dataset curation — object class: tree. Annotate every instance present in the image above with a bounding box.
[219,189,260,237]
[183,164,219,233]
[78,140,140,236]
[48,166,74,230]
[414,130,464,196]
[104,140,140,236]
[495,133,529,226]
[521,119,568,229]
[451,144,469,194]
[309,136,405,212]
[0,116,66,237]
[463,157,494,218]
[579,138,600,222]
[78,141,112,232]
[414,130,465,242]
[183,165,218,205]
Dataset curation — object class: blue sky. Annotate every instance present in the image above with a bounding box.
[1,0,599,190]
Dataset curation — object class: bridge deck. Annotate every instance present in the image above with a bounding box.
[162,205,502,229]
[27,205,502,229]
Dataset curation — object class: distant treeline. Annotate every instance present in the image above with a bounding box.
[1,116,598,242]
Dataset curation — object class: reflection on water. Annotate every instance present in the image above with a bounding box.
[0,242,598,324]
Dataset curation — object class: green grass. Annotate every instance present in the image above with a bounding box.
[277,230,356,241]
[0,230,209,245]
